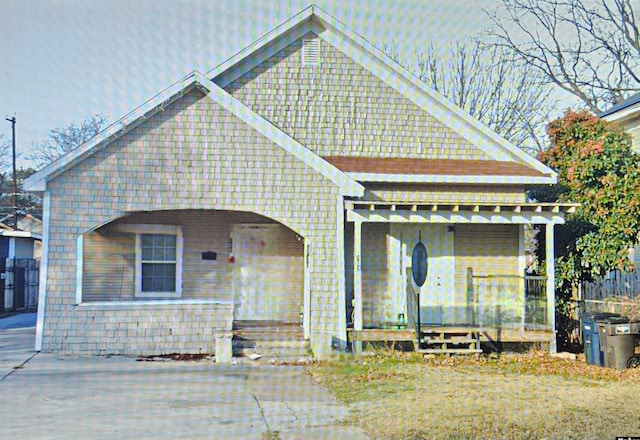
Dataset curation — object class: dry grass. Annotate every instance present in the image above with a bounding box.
[307,350,640,440]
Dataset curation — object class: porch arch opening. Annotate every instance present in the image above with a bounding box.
[78,209,306,324]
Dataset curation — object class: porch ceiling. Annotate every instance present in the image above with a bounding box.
[345,200,578,224]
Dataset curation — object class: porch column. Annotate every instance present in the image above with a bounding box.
[546,223,557,354]
[353,219,363,352]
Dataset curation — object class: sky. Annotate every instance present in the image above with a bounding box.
[0,0,528,168]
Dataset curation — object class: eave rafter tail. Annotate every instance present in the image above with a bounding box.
[344,201,578,225]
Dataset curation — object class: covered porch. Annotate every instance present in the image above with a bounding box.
[345,200,577,353]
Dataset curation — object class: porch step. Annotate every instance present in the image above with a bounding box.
[232,320,310,363]
[421,338,477,344]
[418,329,482,356]
[418,348,483,354]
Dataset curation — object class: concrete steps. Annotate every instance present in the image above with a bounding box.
[232,320,311,363]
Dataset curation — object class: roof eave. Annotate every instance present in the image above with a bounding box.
[0,230,43,240]
[24,70,364,198]
[308,8,557,179]
[601,101,640,123]
[23,72,204,192]
[347,173,556,185]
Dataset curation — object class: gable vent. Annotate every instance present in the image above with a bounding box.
[302,37,320,66]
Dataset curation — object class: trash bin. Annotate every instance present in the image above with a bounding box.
[582,312,620,366]
[601,317,636,370]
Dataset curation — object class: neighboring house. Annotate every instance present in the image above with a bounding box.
[600,92,640,152]
[600,93,640,269]
[0,213,42,313]
[23,6,574,359]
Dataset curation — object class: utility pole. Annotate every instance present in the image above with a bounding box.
[5,116,18,231]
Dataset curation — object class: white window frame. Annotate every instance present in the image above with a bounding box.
[123,224,183,298]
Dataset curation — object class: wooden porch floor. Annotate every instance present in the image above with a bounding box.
[347,326,554,345]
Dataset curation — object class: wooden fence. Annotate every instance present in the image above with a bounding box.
[581,270,640,300]
[581,270,640,319]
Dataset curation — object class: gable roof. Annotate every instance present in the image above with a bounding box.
[600,91,640,122]
[323,157,552,184]
[23,72,364,197]
[25,6,556,193]
[0,212,43,235]
[208,5,556,184]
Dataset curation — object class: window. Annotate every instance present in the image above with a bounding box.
[132,225,183,298]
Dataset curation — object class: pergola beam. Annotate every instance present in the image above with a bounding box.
[347,209,566,225]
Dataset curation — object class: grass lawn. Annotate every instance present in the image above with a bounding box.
[307,350,640,440]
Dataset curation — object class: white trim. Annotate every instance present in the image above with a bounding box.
[34,191,50,351]
[116,224,182,235]
[8,237,15,259]
[601,102,640,123]
[75,235,83,305]
[0,231,42,240]
[206,5,556,180]
[346,173,555,184]
[335,195,347,349]
[211,9,315,87]
[519,224,527,275]
[315,16,555,178]
[389,224,405,321]
[519,224,526,320]
[193,73,364,197]
[77,299,233,308]
[545,223,557,354]
[352,218,363,352]
[206,4,555,178]
[23,74,202,192]
[303,238,311,340]
[133,225,183,298]
[24,70,364,198]
[347,209,566,225]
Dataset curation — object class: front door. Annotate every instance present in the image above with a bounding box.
[394,224,455,325]
[232,224,304,322]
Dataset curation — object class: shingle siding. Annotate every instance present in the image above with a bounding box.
[225,33,491,161]
[363,184,526,204]
[43,89,342,356]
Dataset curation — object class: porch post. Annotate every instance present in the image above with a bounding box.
[545,223,557,354]
[353,219,363,353]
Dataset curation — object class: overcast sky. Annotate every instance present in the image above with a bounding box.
[0,0,505,167]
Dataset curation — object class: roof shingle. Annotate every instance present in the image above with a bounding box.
[323,156,549,177]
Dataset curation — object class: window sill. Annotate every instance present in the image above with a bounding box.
[76,299,234,310]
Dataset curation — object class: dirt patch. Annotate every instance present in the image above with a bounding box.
[308,351,640,439]
[137,353,214,362]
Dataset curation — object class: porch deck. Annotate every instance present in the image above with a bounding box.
[347,326,555,346]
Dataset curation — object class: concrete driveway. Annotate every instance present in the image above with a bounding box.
[0,315,369,440]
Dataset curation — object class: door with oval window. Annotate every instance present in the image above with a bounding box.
[396,224,454,326]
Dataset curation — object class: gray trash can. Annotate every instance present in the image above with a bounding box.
[601,317,636,370]
[583,312,620,366]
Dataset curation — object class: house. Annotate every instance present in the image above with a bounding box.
[23,6,575,359]
[0,213,41,314]
[600,92,640,152]
[600,93,640,268]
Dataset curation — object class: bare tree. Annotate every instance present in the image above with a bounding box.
[486,0,640,113]
[387,39,554,155]
[29,114,107,167]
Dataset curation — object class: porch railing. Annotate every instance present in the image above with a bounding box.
[468,270,548,330]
